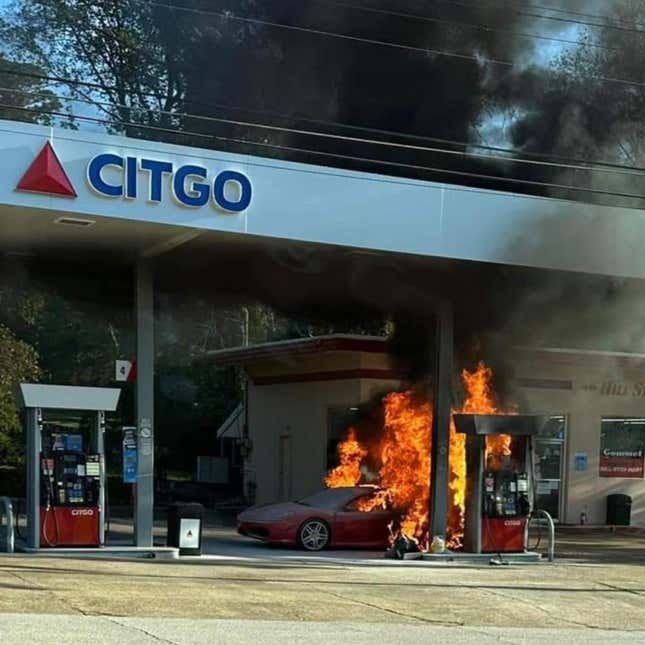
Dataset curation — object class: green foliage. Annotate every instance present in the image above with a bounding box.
[0,54,61,124]
[0,324,40,465]
[5,0,187,133]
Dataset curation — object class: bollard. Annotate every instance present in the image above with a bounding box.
[0,497,15,553]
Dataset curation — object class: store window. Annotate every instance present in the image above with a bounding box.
[599,418,645,478]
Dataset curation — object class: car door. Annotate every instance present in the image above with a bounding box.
[333,493,391,547]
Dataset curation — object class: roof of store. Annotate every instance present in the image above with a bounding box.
[208,334,391,366]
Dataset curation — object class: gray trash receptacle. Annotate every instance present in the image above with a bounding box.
[606,494,631,526]
[167,502,203,555]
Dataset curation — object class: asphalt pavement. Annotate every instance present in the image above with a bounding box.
[3,524,645,643]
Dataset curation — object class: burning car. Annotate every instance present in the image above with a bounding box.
[237,485,394,551]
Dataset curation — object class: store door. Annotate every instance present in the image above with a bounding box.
[533,415,567,520]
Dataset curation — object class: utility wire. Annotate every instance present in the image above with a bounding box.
[148,0,516,67]
[4,0,645,103]
[140,0,645,90]
[487,0,645,30]
[2,67,645,175]
[4,102,645,203]
[427,0,645,34]
[5,84,645,179]
[295,0,618,52]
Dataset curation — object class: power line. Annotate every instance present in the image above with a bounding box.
[146,0,515,67]
[5,84,645,180]
[427,0,645,34]
[489,0,645,30]
[140,0,645,91]
[7,0,645,102]
[2,67,645,176]
[301,0,618,52]
[4,102,645,204]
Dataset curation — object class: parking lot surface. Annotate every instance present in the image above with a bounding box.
[2,526,645,643]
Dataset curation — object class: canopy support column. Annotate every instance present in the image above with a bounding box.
[429,301,454,540]
[135,260,155,547]
[25,407,41,549]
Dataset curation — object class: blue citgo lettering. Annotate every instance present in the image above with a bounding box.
[213,170,252,212]
[173,165,210,207]
[87,153,124,197]
[140,158,173,203]
[125,156,138,199]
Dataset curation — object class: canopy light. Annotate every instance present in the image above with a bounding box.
[54,216,96,227]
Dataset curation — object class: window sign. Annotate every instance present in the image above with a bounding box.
[574,452,588,471]
[599,418,645,478]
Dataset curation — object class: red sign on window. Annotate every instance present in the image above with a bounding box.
[599,455,644,478]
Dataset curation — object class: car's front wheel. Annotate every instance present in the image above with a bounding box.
[298,519,330,551]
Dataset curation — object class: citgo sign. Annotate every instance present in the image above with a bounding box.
[87,153,252,212]
[17,142,253,213]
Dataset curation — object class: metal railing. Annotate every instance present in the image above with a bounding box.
[527,509,555,562]
[0,497,15,553]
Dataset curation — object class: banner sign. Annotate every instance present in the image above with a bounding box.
[599,418,645,478]
[122,427,138,484]
[599,451,644,478]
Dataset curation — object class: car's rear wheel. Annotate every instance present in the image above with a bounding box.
[298,519,330,551]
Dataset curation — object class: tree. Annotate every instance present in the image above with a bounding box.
[0,325,40,466]
[0,54,61,124]
[4,0,188,135]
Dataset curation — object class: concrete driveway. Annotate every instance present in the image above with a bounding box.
[4,525,645,643]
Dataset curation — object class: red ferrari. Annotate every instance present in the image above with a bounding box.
[237,486,394,551]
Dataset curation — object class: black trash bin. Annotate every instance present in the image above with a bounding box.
[167,502,203,555]
[606,494,632,526]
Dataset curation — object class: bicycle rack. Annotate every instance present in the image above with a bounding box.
[0,497,15,554]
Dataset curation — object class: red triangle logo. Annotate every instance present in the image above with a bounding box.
[16,141,77,198]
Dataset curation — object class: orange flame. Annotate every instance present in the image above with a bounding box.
[447,362,513,548]
[377,391,431,544]
[324,429,366,488]
[325,361,513,550]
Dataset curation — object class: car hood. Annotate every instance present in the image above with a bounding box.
[238,502,305,521]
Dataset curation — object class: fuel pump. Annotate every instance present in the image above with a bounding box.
[40,430,102,547]
[18,384,120,551]
[454,414,546,554]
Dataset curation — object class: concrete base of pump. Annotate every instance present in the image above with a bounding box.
[15,543,180,560]
[421,551,543,564]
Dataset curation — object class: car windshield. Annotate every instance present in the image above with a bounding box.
[297,488,360,510]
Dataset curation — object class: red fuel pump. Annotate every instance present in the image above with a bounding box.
[40,432,101,547]
[454,414,545,554]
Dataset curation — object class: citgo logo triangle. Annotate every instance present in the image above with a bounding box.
[16,141,77,198]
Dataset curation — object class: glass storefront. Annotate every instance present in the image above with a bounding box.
[533,415,567,520]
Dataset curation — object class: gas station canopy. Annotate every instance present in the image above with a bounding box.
[17,384,121,412]
[2,118,645,279]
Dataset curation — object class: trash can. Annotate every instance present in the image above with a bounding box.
[167,502,203,555]
[606,494,632,526]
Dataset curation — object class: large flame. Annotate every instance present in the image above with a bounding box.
[324,429,367,488]
[325,361,513,549]
[447,362,513,548]
[375,391,432,543]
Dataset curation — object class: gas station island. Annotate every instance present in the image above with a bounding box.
[2,117,645,557]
